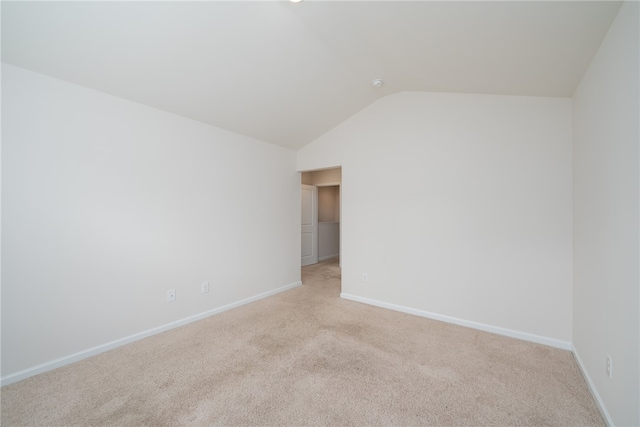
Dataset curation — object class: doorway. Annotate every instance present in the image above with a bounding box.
[300,167,342,269]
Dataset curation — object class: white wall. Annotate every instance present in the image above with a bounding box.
[572,2,640,425]
[318,222,340,261]
[298,91,573,346]
[301,171,313,185]
[301,168,342,186]
[1,64,300,380]
[318,186,339,223]
[310,168,341,185]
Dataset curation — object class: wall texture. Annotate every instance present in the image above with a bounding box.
[298,91,573,346]
[1,64,301,380]
[572,2,640,425]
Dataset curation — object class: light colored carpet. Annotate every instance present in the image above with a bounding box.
[1,258,603,426]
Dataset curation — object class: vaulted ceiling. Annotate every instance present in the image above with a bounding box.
[2,1,622,150]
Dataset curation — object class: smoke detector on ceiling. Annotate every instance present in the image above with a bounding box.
[372,79,384,88]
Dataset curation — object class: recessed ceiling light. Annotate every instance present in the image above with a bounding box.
[372,79,384,88]
[290,0,303,3]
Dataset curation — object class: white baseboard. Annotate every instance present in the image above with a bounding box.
[572,345,614,426]
[1,280,302,387]
[318,254,339,262]
[340,293,572,350]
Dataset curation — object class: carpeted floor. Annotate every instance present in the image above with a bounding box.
[1,258,603,426]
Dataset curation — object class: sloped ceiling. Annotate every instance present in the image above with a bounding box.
[2,1,622,150]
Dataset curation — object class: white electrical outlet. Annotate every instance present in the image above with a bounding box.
[606,354,612,379]
[363,273,368,282]
[167,289,176,302]
[201,282,209,293]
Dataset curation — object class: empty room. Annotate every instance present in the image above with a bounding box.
[1,1,638,426]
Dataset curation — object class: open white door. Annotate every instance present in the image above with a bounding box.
[301,184,318,266]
